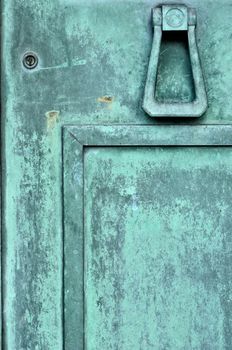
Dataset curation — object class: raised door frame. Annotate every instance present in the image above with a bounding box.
[63,124,232,349]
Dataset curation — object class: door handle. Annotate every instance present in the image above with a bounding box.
[143,5,208,118]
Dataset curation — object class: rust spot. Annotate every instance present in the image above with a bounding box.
[46,110,60,130]
[97,96,114,103]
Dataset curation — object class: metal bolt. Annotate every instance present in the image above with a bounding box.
[23,52,38,69]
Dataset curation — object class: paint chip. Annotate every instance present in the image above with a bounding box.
[46,110,60,130]
[97,96,114,103]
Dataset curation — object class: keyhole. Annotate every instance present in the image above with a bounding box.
[23,52,38,69]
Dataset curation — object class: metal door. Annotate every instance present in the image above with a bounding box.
[2,1,232,349]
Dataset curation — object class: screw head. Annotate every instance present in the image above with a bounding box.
[23,52,38,69]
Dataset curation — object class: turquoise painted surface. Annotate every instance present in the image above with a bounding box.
[85,147,232,349]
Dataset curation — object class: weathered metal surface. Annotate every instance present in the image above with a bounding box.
[68,124,232,146]
[63,125,232,349]
[63,129,84,350]
[85,147,232,349]
[2,0,232,349]
[2,0,232,124]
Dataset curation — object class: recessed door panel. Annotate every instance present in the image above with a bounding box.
[84,147,232,349]
[63,125,232,349]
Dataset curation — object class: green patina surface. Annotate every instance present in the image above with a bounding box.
[2,0,232,349]
[63,125,232,349]
[85,147,232,349]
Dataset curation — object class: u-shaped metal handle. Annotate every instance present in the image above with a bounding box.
[143,5,208,118]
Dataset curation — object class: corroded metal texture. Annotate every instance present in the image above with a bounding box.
[2,0,232,349]
[85,147,232,349]
[63,125,232,349]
